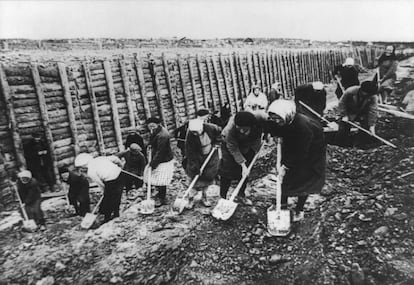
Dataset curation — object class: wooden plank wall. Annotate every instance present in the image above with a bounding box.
[0,47,377,208]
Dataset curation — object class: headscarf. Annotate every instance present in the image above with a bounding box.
[360,81,378,96]
[267,99,297,125]
[188,119,204,133]
[129,143,142,152]
[312,81,324,91]
[74,153,93,168]
[234,111,257,127]
[378,45,397,65]
[343,58,355,66]
[17,170,32,179]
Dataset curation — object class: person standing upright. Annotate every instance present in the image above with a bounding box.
[377,45,398,104]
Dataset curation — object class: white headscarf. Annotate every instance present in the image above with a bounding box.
[188,119,203,133]
[343,57,355,66]
[17,170,32,179]
[267,99,297,124]
[312,81,324,91]
[74,153,93,168]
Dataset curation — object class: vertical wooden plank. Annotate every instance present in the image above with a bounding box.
[276,51,287,97]
[229,53,240,112]
[162,53,182,126]
[0,64,26,169]
[148,57,167,125]
[236,52,247,106]
[187,55,199,113]
[257,52,265,91]
[83,62,105,154]
[103,60,124,151]
[273,50,282,89]
[119,59,136,129]
[177,55,190,118]
[205,56,217,112]
[264,50,271,89]
[219,53,234,112]
[245,52,253,88]
[211,56,224,108]
[250,52,257,85]
[134,55,151,120]
[57,62,80,155]
[31,64,60,185]
[196,54,208,109]
[268,50,275,85]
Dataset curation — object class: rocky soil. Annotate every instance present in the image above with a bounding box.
[0,58,413,285]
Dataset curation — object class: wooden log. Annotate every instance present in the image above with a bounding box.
[31,64,61,186]
[103,60,124,151]
[177,55,190,118]
[245,53,253,88]
[119,59,136,129]
[250,52,257,85]
[162,54,182,126]
[134,55,151,120]
[229,53,240,112]
[187,56,199,113]
[235,52,246,107]
[205,57,217,112]
[219,54,234,113]
[267,50,275,86]
[82,62,105,154]
[57,62,80,155]
[148,57,167,126]
[211,56,224,108]
[256,52,265,91]
[279,51,289,97]
[0,64,27,169]
[196,54,208,109]
[264,51,271,90]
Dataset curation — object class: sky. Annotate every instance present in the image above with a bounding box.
[0,0,413,42]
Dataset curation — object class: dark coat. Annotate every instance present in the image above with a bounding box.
[265,113,326,196]
[219,116,262,179]
[117,149,146,175]
[174,122,189,155]
[268,88,282,104]
[334,65,360,89]
[294,84,326,117]
[149,126,173,169]
[67,171,90,201]
[17,178,42,205]
[185,123,222,182]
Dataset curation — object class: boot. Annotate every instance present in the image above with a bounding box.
[201,190,211,207]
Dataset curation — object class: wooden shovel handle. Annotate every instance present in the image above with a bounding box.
[345,120,397,148]
[299,101,331,125]
[91,195,104,215]
[146,146,152,201]
[11,182,29,221]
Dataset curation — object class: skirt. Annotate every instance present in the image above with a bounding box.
[144,159,175,186]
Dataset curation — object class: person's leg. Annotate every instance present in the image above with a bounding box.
[335,121,352,147]
[281,195,288,209]
[200,185,211,207]
[295,195,308,212]
[155,186,167,206]
[220,176,232,199]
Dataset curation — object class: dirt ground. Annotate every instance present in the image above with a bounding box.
[0,58,413,285]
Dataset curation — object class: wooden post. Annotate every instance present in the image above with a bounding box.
[229,53,240,112]
[162,53,182,126]
[177,55,190,118]
[0,64,27,169]
[195,54,208,109]
[187,56,199,113]
[119,59,136,129]
[272,51,282,90]
[219,53,234,113]
[236,52,247,107]
[148,57,167,125]
[276,51,287,97]
[268,50,275,85]
[103,60,124,151]
[250,52,257,85]
[31,64,60,185]
[82,62,105,154]
[57,62,80,155]
[264,51,271,90]
[205,57,217,111]
[211,56,224,108]
[134,55,151,120]
[257,52,265,91]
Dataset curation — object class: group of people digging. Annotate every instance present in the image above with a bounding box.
[15,47,409,230]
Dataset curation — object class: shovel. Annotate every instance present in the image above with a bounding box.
[267,137,291,236]
[212,144,263,221]
[139,148,155,215]
[12,182,37,232]
[344,120,397,148]
[80,194,104,229]
[172,146,218,214]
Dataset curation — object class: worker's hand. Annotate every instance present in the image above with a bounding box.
[341,116,349,122]
[369,126,376,135]
[327,122,338,130]
[278,165,288,177]
[241,163,250,177]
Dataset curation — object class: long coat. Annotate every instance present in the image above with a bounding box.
[295,84,327,117]
[17,178,45,224]
[185,123,222,185]
[266,113,326,196]
[219,116,262,180]
[149,126,173,169]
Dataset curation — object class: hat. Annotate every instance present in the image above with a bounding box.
[74,153,93,168]
[312,81,324,91]
[268,99,297,124]
[188,119,204,133]
[343,58,355,66]
[59,167,69,174]
[360,81,377,95]
[17,170,32,179]
[129,143,142,152]
[146,117,161,124]
[234,111,257,127]
[196,109,210,117]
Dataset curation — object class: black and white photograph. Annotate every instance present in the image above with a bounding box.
[0,0,413,284]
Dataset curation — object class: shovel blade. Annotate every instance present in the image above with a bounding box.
[22,219,37,232]
[267,206,291,237]
[212,199,238,220]
[80,213,97,229]
[172,198,188,214]
[139,199,155,215]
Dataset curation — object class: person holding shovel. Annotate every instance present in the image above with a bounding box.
[377,45,398,104]
[184,118,222,208]
[333,57,360,99]
[59,167,90,217]
[219,111,263,205]
[145,117,175,207]
[16,170,46,230]
[336,81,378,147]
[265,100,326,222]
[74,153,127,223]
[294,81,327,118]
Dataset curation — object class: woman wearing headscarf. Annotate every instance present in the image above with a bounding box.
[244,85,268,112]
[219,111,263,205]
[265,100,326,222]
[184,118,222,208]
[294,81,327,118]
[377,45,398,104]
[116,143,146,195]
[144,117,174,207]
[333,57,360,99]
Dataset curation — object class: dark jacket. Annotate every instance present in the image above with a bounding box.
[334,65,360,89]
[268,88,282,104]
[67,171,90,201]
[378,58,398,82]
[295,84,327,117]
[338,86,378,127]
[117,149,146,175]
[174,122,189,155]
[17,178,42,205]
[125,133,146,155]
[185,123,222,181]
[149,126,173,169]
